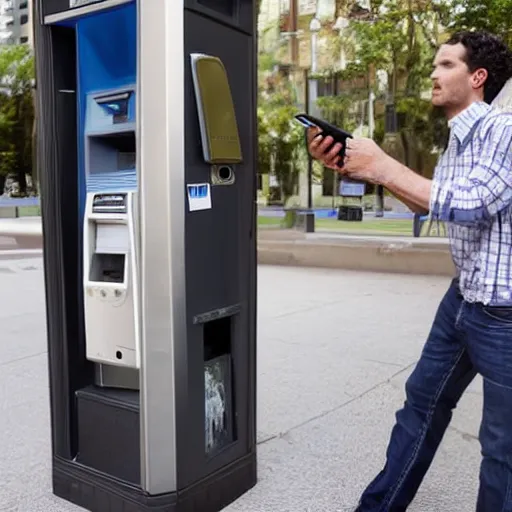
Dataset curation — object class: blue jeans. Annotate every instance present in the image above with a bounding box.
[357,279,512,511]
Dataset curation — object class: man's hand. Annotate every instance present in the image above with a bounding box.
[306,128,431,212]
[340,137,389,184]
[307,127,344,170]
[307,130,389,184]
[307,128,432,213]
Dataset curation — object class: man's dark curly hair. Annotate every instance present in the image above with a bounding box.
[445,31,512,104]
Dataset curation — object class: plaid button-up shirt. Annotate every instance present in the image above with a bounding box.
[430,101,512,306]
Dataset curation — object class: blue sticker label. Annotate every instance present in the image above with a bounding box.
[188,184,209,198]
[187,183,212,211]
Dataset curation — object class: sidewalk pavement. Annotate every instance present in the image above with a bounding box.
[0,261,481,511]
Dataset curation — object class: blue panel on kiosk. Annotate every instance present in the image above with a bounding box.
[74,1,137,218]
[84,87,137,193]
[85,88,136,134]
[76,4,137,92]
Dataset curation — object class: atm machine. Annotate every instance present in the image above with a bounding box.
[33,1,257,511]
[81,85,141,387]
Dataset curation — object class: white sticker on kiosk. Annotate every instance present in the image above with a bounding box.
[187,183,212,212]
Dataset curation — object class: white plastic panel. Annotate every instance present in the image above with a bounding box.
[95,224,130,254]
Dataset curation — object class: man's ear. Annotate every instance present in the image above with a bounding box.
[472,68,488,90]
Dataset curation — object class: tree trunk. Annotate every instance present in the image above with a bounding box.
[16,167,27,196]
[335,0,344,17]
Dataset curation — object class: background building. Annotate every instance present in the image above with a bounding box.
[0,0,32,46]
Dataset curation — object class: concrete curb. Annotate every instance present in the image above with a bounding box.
[8,236,43,250]
[258,238,455,276]
[0,218,43,250]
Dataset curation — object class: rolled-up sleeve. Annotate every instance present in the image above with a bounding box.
[431,119,512,226]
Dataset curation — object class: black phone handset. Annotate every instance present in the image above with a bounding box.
[294,113,353,167]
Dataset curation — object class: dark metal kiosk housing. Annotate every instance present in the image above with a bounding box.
[33,1,257,510]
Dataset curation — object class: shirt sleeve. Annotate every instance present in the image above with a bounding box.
[430,118,512,226]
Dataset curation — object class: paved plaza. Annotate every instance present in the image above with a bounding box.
[0,260,482,511]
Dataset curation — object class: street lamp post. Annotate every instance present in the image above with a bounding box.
[309,15,321,118]
[333,16,349,71]
[302,15,321,233]
[305,69,313,211]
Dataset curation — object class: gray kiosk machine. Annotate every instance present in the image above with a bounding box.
[33,1,257,511]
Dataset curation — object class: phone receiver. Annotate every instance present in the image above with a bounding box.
[295,113,353,167]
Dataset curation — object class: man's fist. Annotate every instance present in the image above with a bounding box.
[307,127,389,185]
[306,127,344,170]
[341,137,388,184]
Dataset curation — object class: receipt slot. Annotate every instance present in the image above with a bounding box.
[34,1,257,511]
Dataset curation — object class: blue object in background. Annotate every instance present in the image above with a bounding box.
[339,180,366,198]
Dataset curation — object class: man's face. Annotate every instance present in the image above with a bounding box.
[430,43,484,114]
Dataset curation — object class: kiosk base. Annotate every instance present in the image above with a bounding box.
[53,452,256,512]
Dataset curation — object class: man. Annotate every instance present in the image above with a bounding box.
[308,31,512,511]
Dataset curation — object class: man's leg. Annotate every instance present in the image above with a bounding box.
[465,304,512,512]
[357,280,476,511]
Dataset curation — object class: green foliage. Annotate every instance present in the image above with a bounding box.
[347,0,440,97]
[0,44,34,195]
[330,0,447,174]
[316,95,359,134]
[259,52,276,74]
[258,100,306,203]
[448,0,512,47]
[257,69,308,203]
[395,96,448,149]
[350,13,403,74]
[257,107,272,177]
[0,150,16,177]
[0,44,34,95]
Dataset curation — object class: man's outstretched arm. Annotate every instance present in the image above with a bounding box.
[306,127,430,215]
[317,117,512,227]
[379,159,432,214]
[380,118,512,225]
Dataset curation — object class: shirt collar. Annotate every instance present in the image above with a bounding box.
[449,101,492,146]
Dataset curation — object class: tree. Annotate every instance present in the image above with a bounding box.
[448,0,512,47]
[332,0,449,177]
[257,73,306,205]
[346,0,442,99]
[0,44,35,196]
